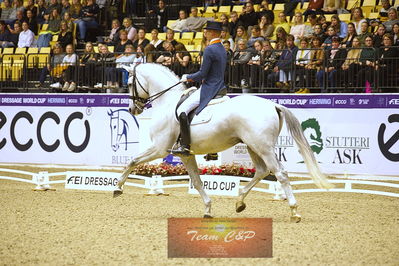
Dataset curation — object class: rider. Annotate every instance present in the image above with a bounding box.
[168,21,227,156]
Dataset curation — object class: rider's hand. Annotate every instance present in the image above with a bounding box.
[180,74,188,82]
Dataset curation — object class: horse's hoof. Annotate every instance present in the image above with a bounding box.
[290,214,302,223]
[203,214,213,219]
[113,190,123,198]
[235,201,246,213]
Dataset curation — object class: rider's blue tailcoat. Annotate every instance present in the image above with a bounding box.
[187,40,226,114]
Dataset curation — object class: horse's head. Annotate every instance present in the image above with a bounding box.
[128,63,183,115]
[108,109,120,151]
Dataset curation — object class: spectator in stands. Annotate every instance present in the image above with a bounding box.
[74,0,99,41]
[357,21,371,45]
[107,44,135,90]
[294,37,311,90]
[69,0,82,19]
[335,36,362,88]
[114,29,133,53]
[322,0,340,15]
[17,21,34,47]
[219,13,230,29]
[257,0,274,23]
[377,33,399,90]
[37,43,65,88]
[57,20,73,49]
[0,20,11,47]
[313,23,326,43]
[379,0,392,19]
[61,43,78,91]
[247,25,264,48]
[356,36,376,88]
[259,14,274,39]
[149,28,164,50]
[317,36,347,91]
[223,39,233,60]
[304,36,324,89]
[62,12,74,32]
[247,39,264,88]
[351,7,366,35]
[0,0,13,22]
[104,19,121,45]
[145,28,164,62]
[322,26,338,49]
[133,27,149,50]
[393,23,399,45]
[302,0,324,18]
[374,24,386,48]
[7,0,25,25]
[37,8,61,47]
[173,42,192,76]
[232,39,252,90]
[61,0,71,17]
[24,0,37,18]
[330,14,347,39]
[228,11,240,39]
[186,7,208,32]
[238,1,258,32]
[79,41,97,88]
[306,13,318,35]
[275,26,288,48]
[25,9,38,35]
[156,40,175,66]
[221,26,234,50]
[317,14,329,32]
[148,0,169,32]
[3,21,20,46]
[341,22,357,48]
[44,0,62,21]
[273,12,290,40]
[170,9,188,32]
[36,0,47,24]
[233,25,248,51]
[165,28,178,46]
[383,8,399,33]
[122,17,137,42]
[290,12,307,44]
[94,43,115,90]
[14,10,27,26]
[262,39,280,88]
[268,34,298,91]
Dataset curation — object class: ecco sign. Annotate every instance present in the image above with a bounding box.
[0,111,90,152]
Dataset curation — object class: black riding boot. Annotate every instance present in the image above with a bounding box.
[168,112,193,156]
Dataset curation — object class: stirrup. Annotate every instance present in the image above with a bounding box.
[167,144,193,156]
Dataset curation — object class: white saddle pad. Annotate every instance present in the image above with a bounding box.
[191,96,230,125]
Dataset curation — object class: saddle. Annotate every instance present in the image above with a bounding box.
[174,87,229,125]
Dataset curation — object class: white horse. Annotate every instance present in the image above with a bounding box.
[115,63,333,222]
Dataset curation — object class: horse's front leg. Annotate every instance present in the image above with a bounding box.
[113,146,167,197]
[180,155,212,218]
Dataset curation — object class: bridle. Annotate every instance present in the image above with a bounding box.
[129,65,182,112]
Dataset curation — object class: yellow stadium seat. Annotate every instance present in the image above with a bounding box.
[362,0,376,6]
[346,0,358,9]
[232,5,244,13]
[27,47,39,54]
[274,3,285,10]
[2,47,14,54]
[368,12,379,19]
[179,39,192,45]
[40,47,51,54]
[11,60,24,80]
[194,32,203,40]
[324,14,333,22]
[197,6,206,13]
[166,20,176,29]
[181,32,194,40]
[302,2,309,9]
[218,6,231,13]
[52,35,58,42]
[108,46,114,52]
[15,47,26,54]
[185,45,195,51]
[37,54,49,67]
[202,12,215,18]
[94,46,99,53]
[158,32,166,40]
[339,13,351,22]
[174,32,181,40]
[145,33,151,40]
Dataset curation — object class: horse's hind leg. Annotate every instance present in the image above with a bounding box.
[236,147,269,213]
[180,155,212,218]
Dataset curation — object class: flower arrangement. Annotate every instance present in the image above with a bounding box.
[131,163,256,177]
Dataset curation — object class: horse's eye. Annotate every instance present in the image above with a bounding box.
[113,125,116,129]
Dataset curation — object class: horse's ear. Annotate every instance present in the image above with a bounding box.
[107,109,112,116]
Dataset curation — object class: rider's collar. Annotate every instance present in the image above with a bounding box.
[209,38,221,45]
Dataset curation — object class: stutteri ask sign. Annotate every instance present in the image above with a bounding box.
[65,171,120,191]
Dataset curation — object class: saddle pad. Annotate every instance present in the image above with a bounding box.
[191,96,230,125]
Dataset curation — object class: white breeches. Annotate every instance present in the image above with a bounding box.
[177,87,201,115]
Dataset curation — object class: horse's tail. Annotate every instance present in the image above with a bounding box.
[276,104,334,190]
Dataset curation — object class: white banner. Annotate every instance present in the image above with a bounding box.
[188,175,240,196]
[65,171,120,191]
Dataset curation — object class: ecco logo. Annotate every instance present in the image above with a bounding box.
[388,99,399,105]
[0,111,90,153]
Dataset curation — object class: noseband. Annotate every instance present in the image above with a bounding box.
[129,65,182,111]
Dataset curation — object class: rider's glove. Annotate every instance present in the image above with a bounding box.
[180,74,188,83]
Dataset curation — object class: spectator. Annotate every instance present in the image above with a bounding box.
[132,27,149,50]
[186,6,208,32]
[7,0,25,25]
[118,44,145,88]
[0,0,13,22]
[122,17,137,42]
[290,12,307,44]
[61,43,78,91]
[374,24,386,48]
[148,0,169,32]
[57,20,73,49]
[223,39,233,61]
[322,0,340,15]
[294,37,311,90]
[26,9,38,35]
[259,14,274,39]
[313,23,326,43]
[383,8,399,33]
[156,40,175,66]
[303,0,324,18]
[17,21,34,47]
[108,44,135,89]
[37,43,65,88]
[262,39,280,89]
[317,14,329,32]
[44,0,62,21]
[173,42,192,76]
[79,41,98,88]
[379,0,392,19]
[247,25,265,48]
[393,23,399,45]
[69,0,82,19]
[228,11,240,39]
[341,22,357,48]
[306,13,318,36]
[3,21,20,46]
[272,12,290,40]
[330,14,347,39]
[60,0,71,17]
[351,7,366,35]
[322,26,338,49]
[233,25,247,51]
[247,39,264,87]
[219,13,230,29]
[257,0,274,24]
[62,12,74,33]
[37,8,61,47]
[36,0,47,24]
[232,39,252,90]
[165,28,178,46]
[238,1,258,32]
[94,43,115,89]
[24,0,37,18]
[114,29,133,53]
[74,0,99,41]
[304,36,324,89]
[104,19,121,45]
[145,28,164,62]
[14,10,26,26]
[356,36,376,88]
[170,9,188,32]
[0,20,11,47]
[335,36,362,88]
[317,36,347,91]
[221,26,234,50]
[377,33,399,90]
[275,26,288,48]
[357,21,371,45]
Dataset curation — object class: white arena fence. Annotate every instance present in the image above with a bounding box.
[0,168,398,198]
